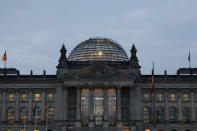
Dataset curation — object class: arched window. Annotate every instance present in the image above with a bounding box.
[7,107,15,123]
[156,107,164,123]
[169,107,177,123]
[47,107,54,123]
[20,107,28,123]
[144,107,151,123]
[182,107,190,123]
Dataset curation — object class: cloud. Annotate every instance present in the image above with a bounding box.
[0,0,196,75]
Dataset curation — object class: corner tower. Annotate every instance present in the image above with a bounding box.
[129,44,141,76]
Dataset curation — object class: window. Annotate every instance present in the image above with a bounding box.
[183,93,190,102]
[156,107,164,123]
[157,93,163,101]
[108,88,116,126]
[144,107,151,123]
[48,93,54,101]
[182,107,190,123]
[21,93,28,101]
[7,107,15,123]
[169,107,177,123]
[34,93,40,101]
[145,129,150,131]
[47,107,54,123]
[8,93,14,102]
[81,88,90,126]
[144,93,151,101]
[170,93,176,102]
[20,108,28,123]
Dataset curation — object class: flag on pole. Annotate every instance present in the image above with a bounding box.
[188,50,191,68]
[45,103,48,117]
[152,62,155,97]
[33,103,37,117]
[2,51,7,61]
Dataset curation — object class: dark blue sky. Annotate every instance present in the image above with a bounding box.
[0,0,196,75]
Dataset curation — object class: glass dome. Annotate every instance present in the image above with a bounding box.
[68,38,129,61]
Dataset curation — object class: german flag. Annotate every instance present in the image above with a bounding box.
[2,51,7,61]
[152,62,154,97]
[45,103,48,117]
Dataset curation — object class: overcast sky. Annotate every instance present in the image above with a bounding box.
[0,0,196,75]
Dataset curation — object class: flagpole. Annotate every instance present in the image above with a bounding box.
[4,60,6,69]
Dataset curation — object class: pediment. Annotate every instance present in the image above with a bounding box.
[64,64,133,82]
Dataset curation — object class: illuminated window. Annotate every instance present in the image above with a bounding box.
[94,88,104,126]
[170,93,176,102]
[7,107,15,123]
[34,93,40,101]
[144,93,150,101]
[7,129,12,131]
[48,93,54,101]
[183,93,190,102]
[108,88,116,126]
[8,93,14,101]
[157,93,163,101]
[21,93,28,101]
[145,129,150,131]
[81,88,90,126]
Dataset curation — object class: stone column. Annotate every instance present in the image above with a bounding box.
[129,87,133,121]
[2,89,7,122]
[164,89,169,123]
[89,87,94,127]
[15,89,20,122]
[76,87,81,127]
[117,86,121,126]
[64,87,68,121]
[54,85,65,123]
[41,89,46,121]
[28,89,33,122]
[104,87,108,127]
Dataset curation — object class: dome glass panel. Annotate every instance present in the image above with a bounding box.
[68,38,129,61]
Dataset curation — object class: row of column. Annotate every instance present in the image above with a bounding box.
[74,86,122,127]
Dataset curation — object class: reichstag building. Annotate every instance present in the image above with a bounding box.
[0,38,197,131]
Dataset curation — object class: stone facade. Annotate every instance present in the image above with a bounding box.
[0,38,197,131]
